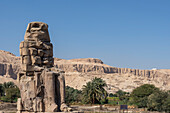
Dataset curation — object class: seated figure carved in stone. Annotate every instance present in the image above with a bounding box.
[17,22,69,112]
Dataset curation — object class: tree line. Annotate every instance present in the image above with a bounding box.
[65,77,170,112]
[0,78,169,112]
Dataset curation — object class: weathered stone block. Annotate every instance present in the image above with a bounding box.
[44,49,53,57]
[29,41,37,47]
[33,97,43,112]
[38,49,44,56]
[23,41,36,48]
[21,48,30,56]
[36,41,43,48]
[30,48,37,55]
[23,56,31,64]
[31,56,41,65]
[17,98,22,111]
[20,41,24,48]
[22,64,34,72]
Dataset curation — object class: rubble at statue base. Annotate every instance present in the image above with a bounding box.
[17,22,70,112]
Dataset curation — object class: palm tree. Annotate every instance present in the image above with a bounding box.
[1,82,20,103]
[3,82,15,89]
[82,77,108,104]
[3,82,16,96]
[82,82,93,104]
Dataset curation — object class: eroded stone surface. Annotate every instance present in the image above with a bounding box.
[17,22,69,112]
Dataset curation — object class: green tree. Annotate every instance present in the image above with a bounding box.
[3,82,15,89]
[130,84,159,108]
[65,86,82,104]
[3,82,16,97]
[82,81,93,104]
[147,90,168,111]
[147,90,170,112]
[115,90,129,101]
[109,93,114,97]
[1,87,20,103]
[162,92,170,112]
[108,90,130,105]
[0,83,4,96]
[82,77,108,104]
[0,82,20,103]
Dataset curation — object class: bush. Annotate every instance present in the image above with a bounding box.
[0,82,20,103]
[108,100,118,105]
[129,84,159,108]
[109,93,115,97]
[65,86,82,104]
[162,92,170,112]
[115,90,130,103]
[147,90,170,112]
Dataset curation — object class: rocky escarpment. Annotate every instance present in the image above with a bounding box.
[0,50,20,79]
[0,64,15,77]
[0,50,170,93]
[55,58,157,78]
[0,51,157,80]
[55,58,170,93]
[69,58,104,64]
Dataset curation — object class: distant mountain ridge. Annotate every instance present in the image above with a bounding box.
[0,50,170,93]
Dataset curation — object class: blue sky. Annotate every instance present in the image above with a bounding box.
[0,0,170,69]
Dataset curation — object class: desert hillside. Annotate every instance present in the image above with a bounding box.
[0,50,170,93]
[55,58,170,93]
[0,50,20,79]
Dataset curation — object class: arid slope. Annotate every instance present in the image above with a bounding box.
[0,50,170,93]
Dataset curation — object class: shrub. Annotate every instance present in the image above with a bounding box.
[65,86,82,104]
[129,84,159,108]
[0,82,20,103]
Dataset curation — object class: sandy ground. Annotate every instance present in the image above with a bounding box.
[0,103,162,113]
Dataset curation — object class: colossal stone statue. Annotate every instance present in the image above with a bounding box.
[17,22,69,112]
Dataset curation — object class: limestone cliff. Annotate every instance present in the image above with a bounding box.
[0,50,20,79]
[55,58,157,77]
[55,58,170,93]
[0,50,170,93]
